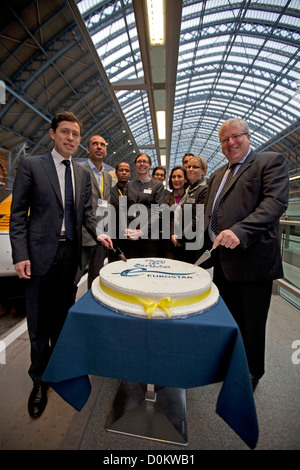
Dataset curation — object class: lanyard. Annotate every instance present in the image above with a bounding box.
[93,171,104,198]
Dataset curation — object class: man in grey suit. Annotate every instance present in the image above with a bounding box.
[9,112,113,418]
[202,118,289,390]
[75,134,112,290]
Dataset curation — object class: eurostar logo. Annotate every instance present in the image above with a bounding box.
[114,267,195,277]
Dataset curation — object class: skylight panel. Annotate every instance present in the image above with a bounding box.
[203,10,235,25]
[77,0,100,14]
[245,10,279,23]
[181,17,200,29]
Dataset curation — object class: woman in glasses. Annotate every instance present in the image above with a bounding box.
[124,153,165,258]
[171,156,208,264]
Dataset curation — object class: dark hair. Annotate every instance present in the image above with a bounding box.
[115,161,130,172]
[152,165,166,177]
[168,165,188,190]
[51,111,83,134]
[134,153,152,165]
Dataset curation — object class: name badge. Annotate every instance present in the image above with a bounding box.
[143,188,152,194]
[98,199,108,207]
[187,197,195,204]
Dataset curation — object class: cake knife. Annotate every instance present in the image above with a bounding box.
[195,248,213,266]
[112,246,127,262]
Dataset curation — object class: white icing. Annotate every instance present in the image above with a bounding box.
[92,257,219,320]
[100,258,211,300]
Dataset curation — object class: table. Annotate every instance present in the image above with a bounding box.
[43,290,258,449]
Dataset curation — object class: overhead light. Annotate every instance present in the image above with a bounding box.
[289,175,300,181]
[156,110,166,139]
[160,154,166,166]
[146,0,165,45]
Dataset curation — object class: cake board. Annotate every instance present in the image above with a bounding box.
[106,381,188,446]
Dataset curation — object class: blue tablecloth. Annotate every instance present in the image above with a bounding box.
[43,290,258,448]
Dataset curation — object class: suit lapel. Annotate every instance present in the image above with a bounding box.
[84,162,102,198]
[102,171,110,200]
[226,150,255,190]
[40,153,63,206]
[73,162,83,209]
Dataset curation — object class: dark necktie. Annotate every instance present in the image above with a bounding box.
[210,164,238,235]
[62,160,74,241]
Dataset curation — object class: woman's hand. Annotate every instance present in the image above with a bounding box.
[125,228,143,240]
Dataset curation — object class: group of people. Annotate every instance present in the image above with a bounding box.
[9,111,289,420]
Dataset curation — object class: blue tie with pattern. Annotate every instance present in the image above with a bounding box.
[210,164,238,235]
[62,159,74,241]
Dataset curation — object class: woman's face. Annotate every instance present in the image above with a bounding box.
[171,169,186,191]
[135,154,151,178]
[186,158,204,184]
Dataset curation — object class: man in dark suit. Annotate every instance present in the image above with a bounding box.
[203,118,289,390]
[9,112,113,418]
[74,134,112,290]
[110,161,130,204]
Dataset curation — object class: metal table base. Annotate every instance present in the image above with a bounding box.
[106,381,188,446]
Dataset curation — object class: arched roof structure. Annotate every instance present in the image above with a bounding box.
[0,0,299,193]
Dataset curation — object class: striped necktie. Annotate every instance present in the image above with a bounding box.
[210,164,238,235]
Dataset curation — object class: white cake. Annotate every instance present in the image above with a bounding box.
[91,257,219,319]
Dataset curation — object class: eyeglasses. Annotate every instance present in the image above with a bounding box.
[220,132,248,145]
[187,165,201,169]
[136,160,149,165]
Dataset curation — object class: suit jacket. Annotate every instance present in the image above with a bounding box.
[204,150,289,281]
[109,183,126,240]
[81,161,112,246]
[9,152,98,276]
[110,183,125,210]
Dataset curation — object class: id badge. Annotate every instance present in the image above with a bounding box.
[98,199,108,208]
[187,197,195,204]
[143,188,152,194]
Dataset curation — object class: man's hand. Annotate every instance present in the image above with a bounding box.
[97,233,113,249]
[15,260,31,279]
[212,229,240,250]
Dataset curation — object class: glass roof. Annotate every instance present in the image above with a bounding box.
[76,0,300,176]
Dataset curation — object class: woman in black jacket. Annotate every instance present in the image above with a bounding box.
[171,156,208,264]
[124,153,165,258]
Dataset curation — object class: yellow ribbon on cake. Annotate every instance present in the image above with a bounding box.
[135,296,173,318]
[100,281,211,319]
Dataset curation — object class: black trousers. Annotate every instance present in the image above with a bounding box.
[213,255,273,379]
[26,240,77,385]
[75,243,107,290]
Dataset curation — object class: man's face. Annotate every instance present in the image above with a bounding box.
[182,156,192,167]
[49,120,81,158]
[116,163,130,183]
[153,169,165,182]
[219,122,250,164]
[87,135,107,164]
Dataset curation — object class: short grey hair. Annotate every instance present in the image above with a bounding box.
[219,119,250,139]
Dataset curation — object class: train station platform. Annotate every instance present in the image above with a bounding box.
[0,279,299,452]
